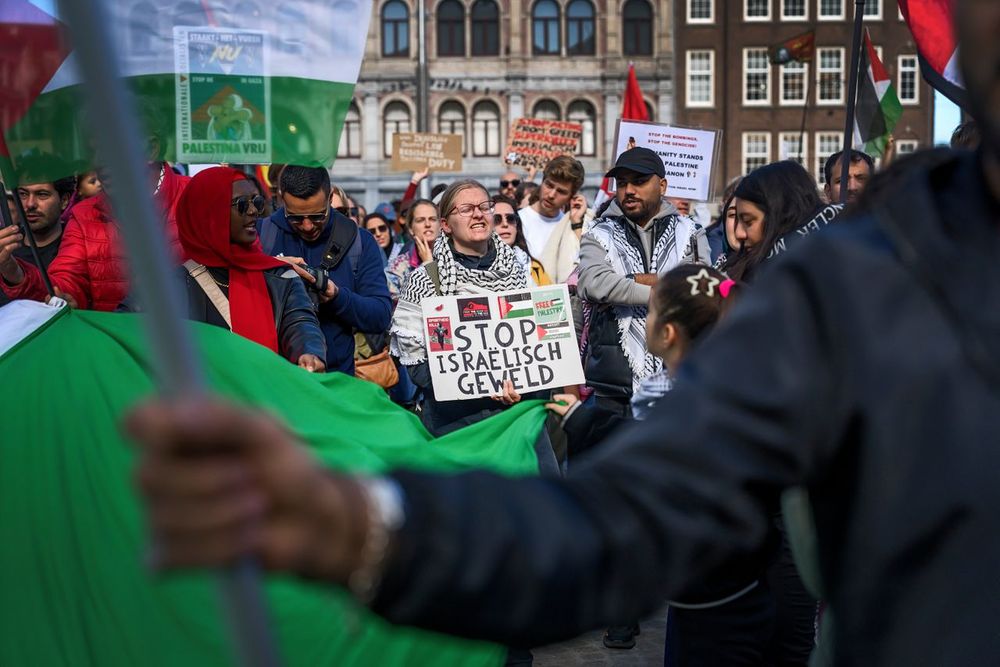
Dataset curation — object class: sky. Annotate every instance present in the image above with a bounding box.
[934,92,962,145]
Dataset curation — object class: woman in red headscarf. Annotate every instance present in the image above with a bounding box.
[174,166,326,370]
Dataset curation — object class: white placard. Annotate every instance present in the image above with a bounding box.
[421,285,585,401]
[612,120,720,201]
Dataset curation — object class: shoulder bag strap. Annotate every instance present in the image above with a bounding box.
[183,259,232,329]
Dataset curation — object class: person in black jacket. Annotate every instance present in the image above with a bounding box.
[171,166,325,370]
[129,4,1000,662]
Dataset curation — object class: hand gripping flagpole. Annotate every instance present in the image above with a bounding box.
[839,0,867,204]
[54,1,282,665]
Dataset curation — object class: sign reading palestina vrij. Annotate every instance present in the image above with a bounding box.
[174,26,272,164]
[421,285,586,401]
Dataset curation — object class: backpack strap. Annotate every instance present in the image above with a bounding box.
[424,260,442,296]
[183,260,232,329]
[320,215,360,272]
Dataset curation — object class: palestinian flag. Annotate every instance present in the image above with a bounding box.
[498,292,534,319]
[0,0,367,184]
[853,30,903,158]
[769,31,815,66]
[898,0,965,109]
[0,300,548,666]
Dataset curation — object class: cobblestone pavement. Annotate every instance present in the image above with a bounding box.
[533,606,668,666]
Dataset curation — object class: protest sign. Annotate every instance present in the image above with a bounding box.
[421,285,585,401]
[174,27,271,164]
[612,120,721,201]
[391,132,464,172]
[504,118,583,169]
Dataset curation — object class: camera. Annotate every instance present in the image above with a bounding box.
[301,265,329,293]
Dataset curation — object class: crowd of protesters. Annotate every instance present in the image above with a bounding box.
[0,103,985,666]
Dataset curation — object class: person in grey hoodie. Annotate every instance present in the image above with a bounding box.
[577,147,709,416]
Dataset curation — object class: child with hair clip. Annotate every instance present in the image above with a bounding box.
[545,263,739,455]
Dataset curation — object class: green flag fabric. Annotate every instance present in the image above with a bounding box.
[0,301,548,666]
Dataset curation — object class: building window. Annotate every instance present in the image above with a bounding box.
[780,60,808,105]
[898,55,919,104]
[819,0,843,20]
[686,50,715,108]
[383,101,411,157]
[896,139,918,155]
[742,132,771,174]
[471,0,500,56]
[566,0,596,55]
[472,100,501,156]
[382,0,410,58]
[437,0,465,57]
[338,101,362,159]
[779,131,807,166]
[743,48,771,105]
[817,47,845,104]
[623,0,653,56]
[532,99,561,120]
[687,0,713,23]
[567,100,597,156]
[781,0,806,20]
[862,0,882,19]
[815,131,843,183]
[744,0,771,21]
[129,3,157,54]
[437,101,467,153]
[532,0,561,55]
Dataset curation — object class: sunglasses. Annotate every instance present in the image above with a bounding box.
[335,206,360,217]
[369,224,389,234]
[499,179,521,189]
[231,195,265,216]
[286,210,329,225]
[492,213,518,225]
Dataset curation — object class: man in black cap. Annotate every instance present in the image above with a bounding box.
[576,147,708,417]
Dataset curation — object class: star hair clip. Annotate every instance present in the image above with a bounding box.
[686,268,721,297]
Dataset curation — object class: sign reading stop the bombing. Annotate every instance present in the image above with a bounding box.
[503,118,583,169]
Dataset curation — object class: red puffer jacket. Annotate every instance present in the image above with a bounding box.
[2,165,189,311]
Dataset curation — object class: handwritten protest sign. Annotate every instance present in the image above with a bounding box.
[391,132,463,172]
[612,120,721,201]
[421,285,585,401]
[504,118,583,169]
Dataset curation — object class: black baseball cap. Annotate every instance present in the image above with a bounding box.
[605,146,665,179]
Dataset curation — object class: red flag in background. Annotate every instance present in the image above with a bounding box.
[897,0,965,109]
[595,64,648,209]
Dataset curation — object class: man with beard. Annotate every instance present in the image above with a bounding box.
[13,156,75,272]
[823,149,873,205]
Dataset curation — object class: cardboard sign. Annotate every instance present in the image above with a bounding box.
[421,285,585,401]
[612,120,721,201]
[504,118,583,169]
[391,132,463,172]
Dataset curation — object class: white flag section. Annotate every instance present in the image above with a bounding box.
[421,285,585,401]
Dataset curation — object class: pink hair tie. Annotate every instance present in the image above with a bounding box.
[719,279,736,299]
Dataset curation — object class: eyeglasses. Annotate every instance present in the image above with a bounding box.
[369,224,389,234]
[499,179,521,189]
[492,213,518,226]
[449,201,494,218]
[231,195,265,216]
[335,206,360,218]
[286,209,330,225]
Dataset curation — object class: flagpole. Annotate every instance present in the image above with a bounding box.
[54,1,282,666]
[839,0,866,203]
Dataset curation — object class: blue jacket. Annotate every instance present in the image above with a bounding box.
[258,209,391,374]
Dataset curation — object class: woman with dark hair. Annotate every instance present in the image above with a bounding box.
[172,166,326,371]
[724,161,823,282]
[364,212,403,267]
[491,194,552,286]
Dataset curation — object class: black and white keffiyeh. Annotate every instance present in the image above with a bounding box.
[390,233,528,365]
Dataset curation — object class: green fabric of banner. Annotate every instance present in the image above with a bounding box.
[0,307,547,666]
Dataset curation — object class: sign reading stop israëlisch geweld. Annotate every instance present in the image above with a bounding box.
[421,285,585,401]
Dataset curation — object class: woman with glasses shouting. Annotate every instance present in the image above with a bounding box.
[390,181,558,460]
[131,166,327,371]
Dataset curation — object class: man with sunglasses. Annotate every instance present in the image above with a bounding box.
[257,166,391,375]
[497,170,522,200]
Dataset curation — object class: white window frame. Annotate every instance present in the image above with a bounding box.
[859,0,882,20]
[816,47,845,105]
[743,47,772,106]
[779,60,808,106]
[686,0,713,24]
[742,132,771,174]
[815,131,844,184]
[818,0,844,21]
[685,49,715,108]
[743,0,771,22]
[779,131,808,166]
[896,139,918,155]
[897,54,920,105]
[780,0,808,21]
